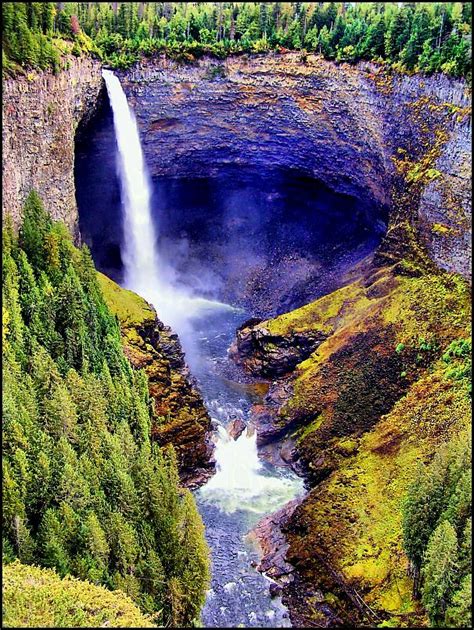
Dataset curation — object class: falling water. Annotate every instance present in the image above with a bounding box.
[201,424,302,515]
[102,69,236,338]
[103,69,304,627]
[102,70,160,299]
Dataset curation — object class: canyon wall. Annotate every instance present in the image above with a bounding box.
[220,55,471,627]
[2,56,103,234]
[119,52,471,279]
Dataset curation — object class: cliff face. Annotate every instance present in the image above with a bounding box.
[119,52,471,280]
[220,56,471,626]
[2,56,103,234]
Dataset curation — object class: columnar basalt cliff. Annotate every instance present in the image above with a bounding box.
[2,56,103,234]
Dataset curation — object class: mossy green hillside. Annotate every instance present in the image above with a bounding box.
[2,561,156,628]
[97,272,212,480]
[246,262,470,625]
[287,351,471,626]
[97,272,155,329]
[281,266,470,445]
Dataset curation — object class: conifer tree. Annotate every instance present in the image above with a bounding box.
[422,521,459,624]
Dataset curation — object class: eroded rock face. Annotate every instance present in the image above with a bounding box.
[229,323,325,377]
[97,273,214,487]
[250,497,302,583]
[2,56,103,234]
[118,52,470,280]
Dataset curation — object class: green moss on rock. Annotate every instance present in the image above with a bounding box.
[241,261,470,625]
[97,272,213,484]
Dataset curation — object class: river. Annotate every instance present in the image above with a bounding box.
[184,308,304,628]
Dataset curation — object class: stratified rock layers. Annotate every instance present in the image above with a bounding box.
[2,56,103,233]
[119,52,471,279]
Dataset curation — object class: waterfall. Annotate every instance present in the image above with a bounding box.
[102,69,240,342]
[102,69,161,302]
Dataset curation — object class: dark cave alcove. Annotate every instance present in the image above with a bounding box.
[75,88,389,318]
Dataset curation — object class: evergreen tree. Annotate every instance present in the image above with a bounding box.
[445,574,472,627]
[422,521,459,625]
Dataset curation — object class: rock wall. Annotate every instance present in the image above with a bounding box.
[119,52,471,279]
[2,56,103,234]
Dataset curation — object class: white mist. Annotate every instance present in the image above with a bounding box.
[102,69,235,344]
[103,70,303,518]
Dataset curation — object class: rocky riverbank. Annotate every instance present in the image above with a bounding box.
[97,273,214,487]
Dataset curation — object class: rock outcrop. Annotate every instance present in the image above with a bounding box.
[98,273,214,487]
[232,258,471,625]
[2,55,103,234]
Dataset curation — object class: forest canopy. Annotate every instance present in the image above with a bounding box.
[2,2,472,78]
[2,192,210,627]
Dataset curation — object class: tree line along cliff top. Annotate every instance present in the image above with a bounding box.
[2,2,472,78]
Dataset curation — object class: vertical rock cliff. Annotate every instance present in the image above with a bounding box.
[2,56,103,234]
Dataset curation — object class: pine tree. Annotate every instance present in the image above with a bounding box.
[2,192,210,625]
[402,460,446,571]
[445,574,472,627]
[422,521,459,625]
[38,508,70,576]
[176,489,211,624]
[42,3,56,34]
[19,191,52,273]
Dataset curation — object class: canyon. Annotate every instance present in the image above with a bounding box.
[2,51,471,627]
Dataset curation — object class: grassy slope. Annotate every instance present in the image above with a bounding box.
[254,261,471,624]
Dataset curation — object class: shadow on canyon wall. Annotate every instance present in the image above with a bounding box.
[75,87,387,318]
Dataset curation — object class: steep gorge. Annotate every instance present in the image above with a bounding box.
[3,51,471,628]
[79,53,470,627]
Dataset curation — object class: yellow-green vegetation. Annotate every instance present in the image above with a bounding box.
[266,279,370,338]
[282,266,470,425]
[255,260,471,625]
[289,356,470,625]
[97,272,157,357]
[98,272,155,329]
[2,561,156,628]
